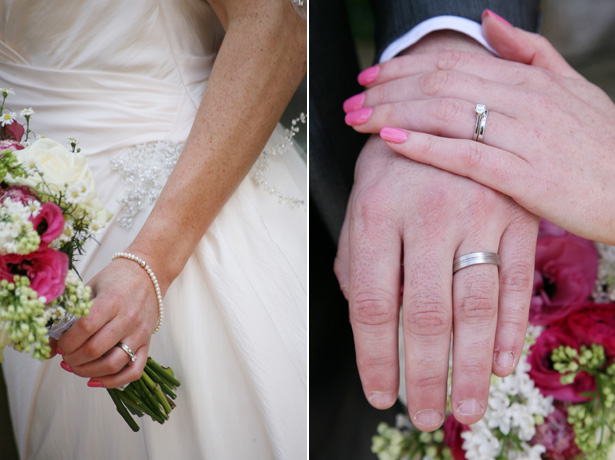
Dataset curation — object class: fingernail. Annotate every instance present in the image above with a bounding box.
[343,93,366,113]
[413,409,444,428]
[358,65,379,86]
[345,107,372,126]
[380,127,408,143]
[56,346,63,355]
[87,380,104,388]
[482,9,512,26]
[495,351,515,369]
[60,361,73,373]
[457,399,484,416]
[368,391,396,408]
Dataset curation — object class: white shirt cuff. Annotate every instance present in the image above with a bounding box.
[379,15,496,63]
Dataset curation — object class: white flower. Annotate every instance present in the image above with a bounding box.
[20,108,34,117]
[10,138,112,227]
[1,88,15,97]
[1,112,16,126]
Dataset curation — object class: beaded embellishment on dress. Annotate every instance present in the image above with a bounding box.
[111,141,184,228]
[111,115,306,228]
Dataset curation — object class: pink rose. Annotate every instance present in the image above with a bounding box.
[0,248,68,301]
[0,139,24,152]
[530,228,598,325]
[1,120,24,142]
[532,402,581,460]
[443,414,469,460]
[528,323,595,402]
[30,202,65,245]
[566,304,615,359]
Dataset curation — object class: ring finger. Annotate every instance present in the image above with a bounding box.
[345,98,521,151]
[450,241,501,425]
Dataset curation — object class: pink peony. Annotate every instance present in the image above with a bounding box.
[30,202,65,245]
[443,414,469,460]
[0,139,24,152]
[0,185,38,205]
[532,402,581,460]
[528,323,595,402]
[530,227,598,326]
[0,120,24,142]
[0,247,68,301]
[566,304,615,359]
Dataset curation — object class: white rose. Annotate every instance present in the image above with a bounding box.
[11,138,112,225]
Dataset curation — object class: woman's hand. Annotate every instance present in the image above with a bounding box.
[56,253,160,388]
[343,12,615,244]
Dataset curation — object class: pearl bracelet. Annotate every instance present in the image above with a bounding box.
[112,252,164,334]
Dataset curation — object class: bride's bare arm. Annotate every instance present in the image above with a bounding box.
[56,0,306,388]
[131,0,306,290]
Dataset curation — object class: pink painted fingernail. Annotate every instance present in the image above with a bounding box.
[358,65,379,86]
[343,93,366,113]
[345,107,372,126]
[368,391,396,409]
[87,380,104,388]
[380,127,408,143]
[482,9,512,26]
[60,361,73,373]
[496,351,515,369]
[56,346,63,355]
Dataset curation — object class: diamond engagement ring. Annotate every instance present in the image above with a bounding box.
[453,252,500,274]
[118,342,137,363]
[473,104,488,143]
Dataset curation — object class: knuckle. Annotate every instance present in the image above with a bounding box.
[456,292,496,322]
[464,142,485,169]
[351,290,397,327]
[78,317,97,336]
[458,360,491,378]
[499,262,535,295]
[357,353,397,369]
[433,98,463,124]
[126,364,145,383]
[404,299,451,336]
[82,341,103,360]
[420,70,450,96]
[352,185,394,226]
[436,49,464,71]
[409,372,446,390]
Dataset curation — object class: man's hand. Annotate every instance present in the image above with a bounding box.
[334,31,539,430]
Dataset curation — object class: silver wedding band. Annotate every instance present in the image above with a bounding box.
[118,342,136,363]
[453,251,500,274]
[473,104,488,143]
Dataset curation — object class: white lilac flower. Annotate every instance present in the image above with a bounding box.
[1,112,16,127]
[20,108,34,118]
[461,351,554,459]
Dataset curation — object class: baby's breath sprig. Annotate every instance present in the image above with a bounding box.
[551,344,615,459]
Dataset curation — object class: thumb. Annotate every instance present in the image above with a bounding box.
[481,9,578,78]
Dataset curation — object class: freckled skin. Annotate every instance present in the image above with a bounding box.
[57,0,306,388]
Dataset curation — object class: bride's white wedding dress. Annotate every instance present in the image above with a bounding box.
[0,1,306,459]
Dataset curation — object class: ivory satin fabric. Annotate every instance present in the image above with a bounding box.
[0,1,307,459]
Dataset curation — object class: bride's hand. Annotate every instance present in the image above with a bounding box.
[344,11,615,244]
[56,254,160,388]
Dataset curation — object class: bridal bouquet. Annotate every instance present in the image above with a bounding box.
[372,220,615,460]
[0,88,180,432]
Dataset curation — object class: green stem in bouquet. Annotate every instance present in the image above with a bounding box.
[106,357,180,432]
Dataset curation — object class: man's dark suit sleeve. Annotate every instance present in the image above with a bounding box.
[373,0,540,59]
